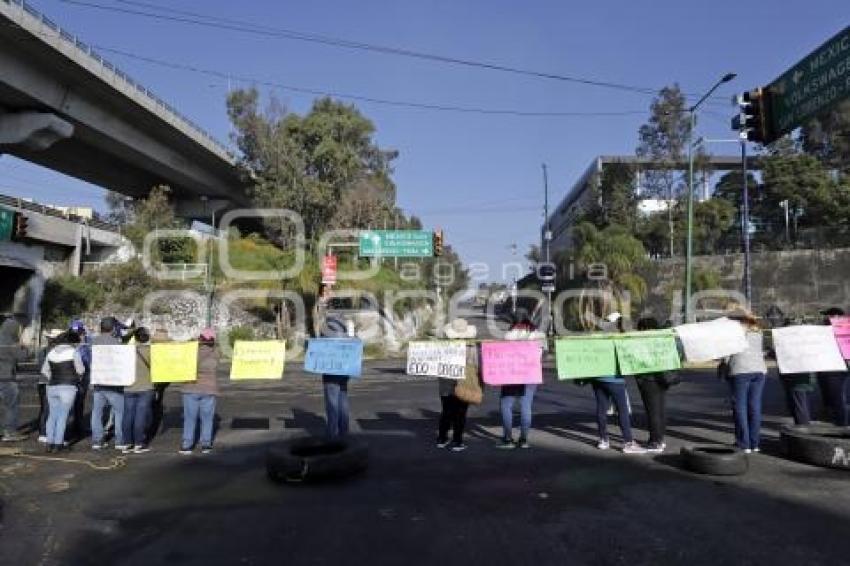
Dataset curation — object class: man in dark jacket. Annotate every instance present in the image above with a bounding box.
[0,317,28,442]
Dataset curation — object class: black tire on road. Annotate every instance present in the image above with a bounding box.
[680,445,748,476]
[780,424,850,471]
[266,436,369,484]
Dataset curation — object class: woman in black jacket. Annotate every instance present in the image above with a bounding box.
[40,331,85,452]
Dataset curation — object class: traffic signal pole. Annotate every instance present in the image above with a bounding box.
[542,163,553,336]
[741,139,752,304]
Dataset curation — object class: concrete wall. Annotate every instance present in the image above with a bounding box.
[643,248,850,323]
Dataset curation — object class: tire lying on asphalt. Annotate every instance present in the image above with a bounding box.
[780,424,850,471]
[266,436,369,484]
[680,445,748,476]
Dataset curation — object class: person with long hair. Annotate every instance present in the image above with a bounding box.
[723,308,767,453]
[41,330,85,452]
[497,309,540,450]
[634,317,679,453]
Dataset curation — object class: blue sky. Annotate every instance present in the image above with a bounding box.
[2,0,847,282]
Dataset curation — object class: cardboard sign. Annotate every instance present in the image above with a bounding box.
[230,340,286,380]
[151,341,199,383]
[481,341,542,385]
[829,316,850,360]
[773,326,847,374]
[90,345,136,386]
[304,338,363,377]
[674,318,748,362]
[615,332,681,376]
[321,255,337,285]
[406,341,467,380]
[555,338,617,380]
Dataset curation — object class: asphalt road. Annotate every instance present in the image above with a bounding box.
[1,363,849,566]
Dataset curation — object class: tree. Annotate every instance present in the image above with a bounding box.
[687,198,737,255]
[579,161,638,231]
[525,244,542,264]
[800,100,850,175]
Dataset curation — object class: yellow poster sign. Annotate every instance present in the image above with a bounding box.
[151,341,199,383]
[230,340,286,380]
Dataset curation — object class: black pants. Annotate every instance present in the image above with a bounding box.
[781,378,812,425]
[817,373,849,426]
[147,383,169,442]
[636,378,667,445]
[66,381,89,441]
[37,383,48,436]
[438,395,469,444]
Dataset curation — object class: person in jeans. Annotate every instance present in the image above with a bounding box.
[41,331,85,452]
[90,317,128,450]
[498,310,540,450]
[180,329,219,454]
[437,319,477,452]
[0,317,28,442]
[320,316,353,439]
[723,308,767,453]
[634,317,678,454]
[66,319,91,443]
[816,308,849,427]
[122,327,154,454]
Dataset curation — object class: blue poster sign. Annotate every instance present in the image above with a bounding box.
[304,338,364,377]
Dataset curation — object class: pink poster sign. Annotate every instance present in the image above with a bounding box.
[830,316,850,359]
[481,341,543,385]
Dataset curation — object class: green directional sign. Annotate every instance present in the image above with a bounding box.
[0,207,14,241]
[359,230,433,257]
[766,26,850,141]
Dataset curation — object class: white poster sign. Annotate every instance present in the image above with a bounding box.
[406,341,467,380]
[674,318,748,362]
[91,345,137,386]
[773,326,847,374]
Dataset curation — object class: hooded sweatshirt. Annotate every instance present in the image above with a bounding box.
[0,318,26,382]
[41,344,85,386]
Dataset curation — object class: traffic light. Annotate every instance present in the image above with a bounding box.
[433,229,443,256]
[11,212,28,241]
[732,88,772,143]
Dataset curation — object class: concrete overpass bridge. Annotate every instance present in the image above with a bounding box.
[0,0,249,218]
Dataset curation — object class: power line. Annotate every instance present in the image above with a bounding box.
[56,0,673,96]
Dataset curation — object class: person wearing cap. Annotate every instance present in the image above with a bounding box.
[817,308,849,427]
[180,328,220,454]
[723,308,767,453]
[438,318,477,452]
[90,317,129,451]
[36,330,63,443]
[0,317,29,442]
[66,319,91,444]
[591,312,645,454]
[497,309,539,450]
[41,330,86,452]
[122,327,154,453]
[320,316,354,439]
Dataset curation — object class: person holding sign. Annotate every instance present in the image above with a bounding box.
[437,319,478,452]
[497,310,539,450]
[818,308,849,427]
[90,317,129,451]
[722,309,767,454]
[179,329,219,455]
[320,316,354,440]
[122,328,154,454]
[40,330,86,452]
[591,313,644,454]
[633,318,679,454]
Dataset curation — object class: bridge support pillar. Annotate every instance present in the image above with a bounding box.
[0,111,74,151]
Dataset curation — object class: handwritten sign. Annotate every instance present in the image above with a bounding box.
[406,341,467,379]
[151,341,199,383]
[615,332,681,375]
[773,326,847,374]
[90,345,136,386]
[481,341,542,385]
[230,340,286,380]
[674,318,748,362]
[304,338,363,377]
[555,338,616,380]
[830,316,850,360]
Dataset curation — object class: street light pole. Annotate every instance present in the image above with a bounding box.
[684,72,736,322]
[542,163,553,335]
[741,139,752,304]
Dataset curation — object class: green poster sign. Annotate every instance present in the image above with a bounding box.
[614,333,681,376]
[766,26,850,141]
[0,207,14,241]
[555,338,617,380]
[359,230,433,257]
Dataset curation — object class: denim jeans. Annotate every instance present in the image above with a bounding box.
[592,381,633,443]
[46,385,77,445]
[727,372,766,450]
[91,388,125,445]
[500,384,537,440]
[0,381,20,435]
[322,375,350,439]
[123,391,154,447]
[182,393,216,449]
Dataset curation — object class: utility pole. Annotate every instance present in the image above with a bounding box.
[542,163,553,335]
[741,139,752,305]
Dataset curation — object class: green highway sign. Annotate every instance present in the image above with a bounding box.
[765,25,850,142]
[0,207,14,241]
[359,230,433,257]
